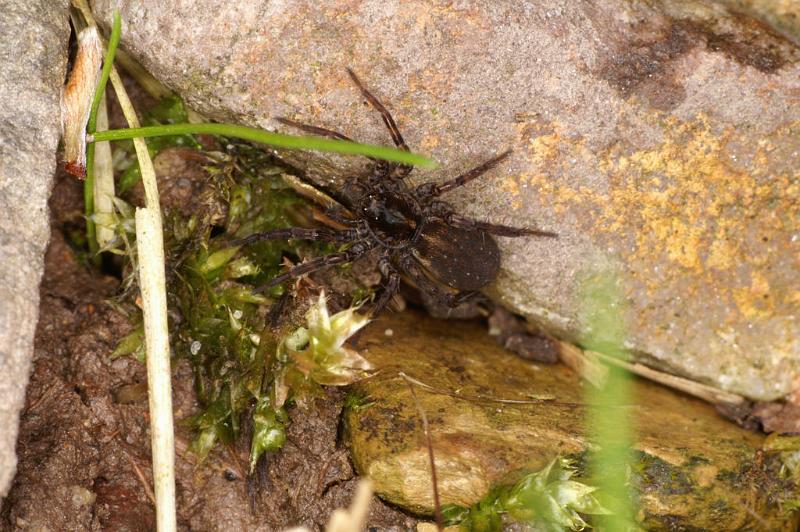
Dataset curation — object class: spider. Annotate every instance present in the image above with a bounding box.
[236,69,556,316]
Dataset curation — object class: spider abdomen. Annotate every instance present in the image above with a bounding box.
[411,221,501,291]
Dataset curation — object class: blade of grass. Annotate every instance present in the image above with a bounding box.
[580,267,636,529]
[84,10,121,262]
[89,123,437,169]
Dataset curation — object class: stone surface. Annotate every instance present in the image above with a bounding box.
[91,1,800,400]
[0,0,70,499]
[720,0,800,43]
[347,310,796,530]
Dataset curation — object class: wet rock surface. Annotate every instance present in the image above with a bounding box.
[347,311,797,530]
[91,0,800,401]
[0,0,70,499]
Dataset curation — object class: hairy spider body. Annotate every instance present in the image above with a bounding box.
[237,69,555,315]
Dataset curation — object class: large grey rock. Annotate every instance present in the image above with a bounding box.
[92,0,800,401]
[0,0,70,499]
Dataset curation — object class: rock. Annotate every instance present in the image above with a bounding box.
[90,1,800,400]
[719,0,800,43]
[0,0,70,500]
[346,311,796,529]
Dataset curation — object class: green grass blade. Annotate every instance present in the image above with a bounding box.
[580,267,637,529]
[90,123,437,168]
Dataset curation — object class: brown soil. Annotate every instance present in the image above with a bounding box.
[1,172,416,531]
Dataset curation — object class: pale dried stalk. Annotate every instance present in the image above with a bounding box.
[93,90,115,247]
[107,45,174,532]
[326,479,374,532]
[61,26,102,177]
[557,341,608,389]
[286,479,374,532]
[108,68,160,208]
[557,340,746,406]
[135,207,175,532]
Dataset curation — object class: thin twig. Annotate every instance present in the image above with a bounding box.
[402,374,443,531]
[585,347,746,405]
[93,90,115,248]
[124,451,157,507]
[396,371,584,407]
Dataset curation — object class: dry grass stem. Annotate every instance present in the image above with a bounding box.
[61,26,102,177]
[93,90,115,247]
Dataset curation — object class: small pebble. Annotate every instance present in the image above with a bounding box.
[384,328,393,337]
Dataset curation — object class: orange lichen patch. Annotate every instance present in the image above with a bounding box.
[516,113,799,323]
[528,130,562,168]
[733,271,774,320]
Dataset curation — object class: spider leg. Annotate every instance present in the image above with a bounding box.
[346,68,409,152]
[232,227,357,247]
[275,117,354,142]
[370,255,401,316]
[253,241,373,294]
[445,214,558,238]
[276,116,386,169]
[416,150,512,197]
[346,68,413,180]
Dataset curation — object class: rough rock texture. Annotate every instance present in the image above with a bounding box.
[720,0,800,43]
[91,1,800,400]
[0,0,70,499]
[347,310,797,530]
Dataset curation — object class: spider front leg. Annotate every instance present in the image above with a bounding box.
[423,201,556,238]
[274,116,355,142]
[253,240,374,294]
[346,68,413,180]
[416,151,512,197]
[232,227,358,247]
[445,214,558,238]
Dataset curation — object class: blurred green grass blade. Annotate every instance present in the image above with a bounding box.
[90,123,438,168]
[580,266,637,529]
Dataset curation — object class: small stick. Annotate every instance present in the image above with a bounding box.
[403,375,443,531]
[581,345,746,406]
[397,371,581,406]
[124,451,157,506]
[108,38,176,530]
[136,208,176,532]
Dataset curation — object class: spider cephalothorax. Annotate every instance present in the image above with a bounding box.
[237,69,556,315]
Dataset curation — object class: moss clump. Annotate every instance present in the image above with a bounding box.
[442,457,610,531]
[109,96,374,468]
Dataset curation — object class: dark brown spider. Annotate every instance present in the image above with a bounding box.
[236,69,556,315]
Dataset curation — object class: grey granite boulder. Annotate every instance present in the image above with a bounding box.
[0,0,70,499]
[91,0,800,401]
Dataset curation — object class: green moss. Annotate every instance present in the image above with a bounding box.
[443,457,610,531]
[636,454,693,496]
